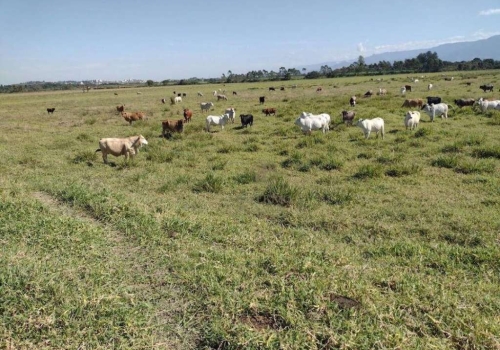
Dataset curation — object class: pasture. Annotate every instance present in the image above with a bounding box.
[1,71,500,349]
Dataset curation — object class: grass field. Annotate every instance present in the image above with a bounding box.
[1,71,500,349]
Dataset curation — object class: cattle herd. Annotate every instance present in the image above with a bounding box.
[44,81,500,164]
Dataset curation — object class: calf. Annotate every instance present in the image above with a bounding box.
[96,135,148,164]
[259,96,265,104]
[200,102,214,112]
[262,108,277,116]
[47,108,56,114]
[183,108,193,123]
[479,84,494,92]
[400,86,406,95]
[426,96,441,105]
[341,110,356,126]
[428,83,433,90]
[356,118,385,139]
[404,111,420,130]
[454,98,475,108]
[224,107,236,123]
[121,111,146,125]
[162,119,184,136]
[349,96,356,107]
[240,114,253,128]
[401,99,423,108]
[206,114,230,132]
[217,94,228,101]
[421,103,449,121]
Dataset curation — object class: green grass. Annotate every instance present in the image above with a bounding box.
[1,71,500,349]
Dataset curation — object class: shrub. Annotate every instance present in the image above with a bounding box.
[211,160,228,171]
[281,152,303,168]
[192,173,224,193]
[318,188,353,205]
[431,156,459,169]
[233,170,257,184]
[318,158,343,171]
[385,164,422,177]
[455,160,495,174]
[472,146,500,159]
[257,176,298,206]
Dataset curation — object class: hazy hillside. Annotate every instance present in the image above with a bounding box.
[302,35,500,71]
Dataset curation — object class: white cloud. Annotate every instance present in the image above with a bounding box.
[479,8,500,15]
[357,43,365,53]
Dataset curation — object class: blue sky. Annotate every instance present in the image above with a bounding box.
[1,0,499,84]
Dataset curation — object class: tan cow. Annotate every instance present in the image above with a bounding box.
[95,135,148,164]
[401,99,423,108]
[121,111,146,125]
[162,119,184,136]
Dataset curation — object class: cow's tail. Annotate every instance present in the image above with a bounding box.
[95,149,101,153]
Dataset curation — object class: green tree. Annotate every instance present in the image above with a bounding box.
[146,80,155,87]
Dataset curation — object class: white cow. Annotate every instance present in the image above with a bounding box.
[206,114,230,132]
[428,83,433,91]
[174,96,182,103]
[300,112,331,131]
[95,135,148,164]
[213,90,217,96]
[200,102,214,112]
[224,107,236,123]
[413,78,419,83]
[421,103,449,121]
[404,111,421,130]
[476,98,500,112]
[294,113,328,134]
[356,118,385,139]
[400,86,406,95]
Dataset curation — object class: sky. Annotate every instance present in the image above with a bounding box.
[1,0,500,85]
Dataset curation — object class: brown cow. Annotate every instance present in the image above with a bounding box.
[183,108,193,123]
[341,110,356,126]
[121,111,146,125]
[162,119,184,136]
[262,108,277,116]
[116,105,124,113]
[316,87,323,92]
[405,85,412,92]
[401,99,423,108]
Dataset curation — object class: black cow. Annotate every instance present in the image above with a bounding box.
[47,108,55,114]
[454,98,475,108]
[480,84,494,92]
[233,91,237,95]
[426,96,442,104]
[269,87,275,91]
[405,85,412,92]
[240,114,254,128]
[259,96,265,104]
[177,93,182,97]
[280,87,285,91]
[182,93,187,97]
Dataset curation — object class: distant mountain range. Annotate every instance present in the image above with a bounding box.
[301,35,500,72]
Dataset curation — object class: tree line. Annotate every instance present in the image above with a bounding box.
[2,52,499,93]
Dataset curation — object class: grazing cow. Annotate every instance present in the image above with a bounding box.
[206,114,230,132]
[162,119,184,136]
[121,111,146,125]
[95,135,148,164]
[475,98,500,113]
[259,96,265,104]
[356,118,385,139]
[174,96,182,103]
[295,113,328,134]
[177,93,182,97]
[182,93,187,97]
[454,98,475,108]
[350,96,356,107]
[173,91,176,94]
[233,91,237,95]
[341,110,356,126]
[240,114,254,128]
[428,83,433,91]
[114,92,118,96]
[400,86,406,95]
[413,78,419,83]
[161,98,166,104]
[405,85,412,92]
[183,108,193,123]
[479,84,494,92]
[200,102,214,112]
[426,96,442,105]
[217,94,228,101]
[269,87,276,91]
[401,99,424,108]
[404,111,421,130]
[224,108,236,123]
[198,92,203,97]
[377,88,387,96]
[421,103,449,121]
[444,77,454,81]
[47,108,56,114]
[213,90,218,96]
[280,87,285,91]
[364,90,373,97]
[116,105,125,113]
[316,87,323,92]
[262,108,277,116]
